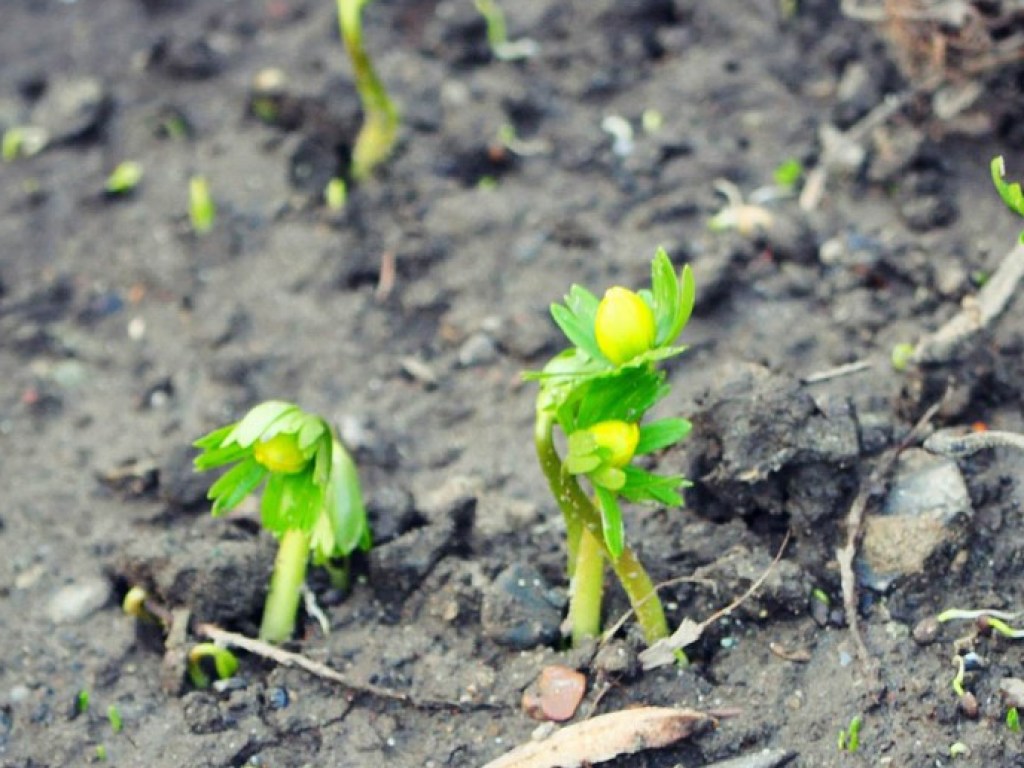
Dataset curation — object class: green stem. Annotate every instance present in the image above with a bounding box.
[260,527,312,643]
[534,409,674,650]
[337,0,399,180]
[570,526,605,644]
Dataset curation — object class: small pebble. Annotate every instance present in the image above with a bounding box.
[912,616,940,645]
[958,691,979,719]
[521,665,586,722]
[46,578,111,624]
[457,332,498,367]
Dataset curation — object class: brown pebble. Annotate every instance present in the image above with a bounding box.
[521,665,587,722]
[912,616,940,645]
[958,691,979,719]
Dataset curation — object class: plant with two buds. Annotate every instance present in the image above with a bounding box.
[193,402,371,643]
[528,249,696,652]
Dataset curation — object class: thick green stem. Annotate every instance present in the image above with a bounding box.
[337,0,399,180]
[534,409,674,649]
[260,528,312,643]
[570,526,605,644]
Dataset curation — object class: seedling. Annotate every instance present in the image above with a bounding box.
[1008,706,1021,732]
[325,177,347,211]
[188,175,216,235]
[837,715,862,752]
[187,643,239,688]
[106,705,122,734]
[105,161,143,196]
[773,158,803,190]
[890,342,914,372]
[337,0,399,180]
[194,401,371,643]
[528,249,695,648]
[991,155,1024,242]
[473,0,538,61]
[76,689,90,716]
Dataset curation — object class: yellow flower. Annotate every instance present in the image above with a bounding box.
[253,433,309,474]
[594,287,656,365]
[587,420,640,468]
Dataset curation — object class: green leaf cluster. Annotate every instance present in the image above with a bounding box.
[194,401,371,562]
[532,250,695,558]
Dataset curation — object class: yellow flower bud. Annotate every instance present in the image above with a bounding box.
[587,420,640,468]
[594,287,656,365]
[253,432,309,474]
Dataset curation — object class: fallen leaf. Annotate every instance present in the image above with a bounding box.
[481,706,714,768]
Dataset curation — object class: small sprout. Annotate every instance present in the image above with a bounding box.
[949,741,970,758]
[76,689,90,716]
[194,401,371,643]
[95,744,107,761]
[811,588,830,606]
[641,109,663,135]
[708,179,774,236]
[337,0,399,180]
[1008,706,1021,732]
[188,175,216,235]
[2,125,47,161]
[890,342,915,372]
[991,155,1024,242]
[951,654,967,696]
[773,158,803,189]
[601,115,634,157]
[105,161,143,196]
[324,177,347,211]
[187,644,239,689]
[477,176,498,191]
[837,715,862,752]
[473,0,538,61]
[122,585,172,628]
[529,249,695,648]
[107,705,122,734]
[970,269,989,287]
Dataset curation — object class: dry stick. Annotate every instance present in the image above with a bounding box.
[914,241,1024,364]
[800,359,872,385]
[195,623,486,710]
[835,392,950,680]
[925,428,1024,458]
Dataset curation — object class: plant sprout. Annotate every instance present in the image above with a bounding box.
[325,177,347,210]
[991,155,1024,242]
[337,0,399,181]
[194,401,371,643]
[188,175,216,235]
[187,643,239,688]
[837,715,862,752]
[527,248,695,648]
[105,161,143,196]
[107,705,122,734]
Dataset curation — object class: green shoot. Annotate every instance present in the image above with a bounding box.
[890,342,915,372]
[105,161,143,195]
[76,689,90,715]
[1008,706,1021,733]
[188,175,216,235]
[951,654,966,696]
[641,109,663,135]
[194,401,371,643]
[95,744,107,761]
[528,248,695,649]
[107,705,122,734]
[949,742,969,758]
[337,0,399,180]
[991,156,1024,242]
[837,715,862,752]
[773,158,803,189]
[2,126,46,161]
[811,587,830,607]
[325,177,347,210]
[2,128,23,161]
[187,644,239,688]
[474,0,507,53]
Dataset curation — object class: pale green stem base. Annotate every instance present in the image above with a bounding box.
[534,410,675,651]
[570,526,605,645]
[260,528,312,643]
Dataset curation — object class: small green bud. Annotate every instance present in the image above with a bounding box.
[253,432,309,474]
[890,342,915,372]
[587,420,640,468]
[594,287,656,365]
[187,643,239,688]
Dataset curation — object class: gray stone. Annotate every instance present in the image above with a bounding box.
[46,577,111,624]
[30,76,111,144]
[481,563,565,649]
[457,332,499,367]
[860,448,972,591]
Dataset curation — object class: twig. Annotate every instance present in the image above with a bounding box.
[914,241,1024,364]
[924,428,1024,457]
[375,249,396,301]
[195,623,488,710]
[835,391,950,681]
[639,532,791,670]
[800,360,872,385]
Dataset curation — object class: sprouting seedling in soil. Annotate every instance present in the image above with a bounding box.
[187,643,239,688]
[473,0,538,61]
[1008,706,1021,733]
[527,248,695,649]
[75,689,90,716]
[194,401,371,643]
[105,161,143,196]
[188,175,216,235]
[325,177,347,211]
[107,705,122,734]
[773,158,803,190]
[991,155,1024,242]
[837,715,862,752]
[337,0,399,181]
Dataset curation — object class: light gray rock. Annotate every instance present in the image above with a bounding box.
[46,578,111,624]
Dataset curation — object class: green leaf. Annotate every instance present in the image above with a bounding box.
[636,418,692,455]
[595,486,625,559]
[619,466,690,506]
[327,440,372,555]
[651,247,679,345]
[296,417,327,450]
[261,473,285,527]
[258,409,309,442]
[312,437,332,487]
[591,464,626,491]
[208,458,267,516]
[567,430,597,455]
[551,302,604,363]
[565,453,601,474]
[991,156,1024,242]
[194,424,235,451]
[670,264,696,343]
[576,367,668,428]
[262,468,323,535]
[225,401,299,447]
[193,440,250,472]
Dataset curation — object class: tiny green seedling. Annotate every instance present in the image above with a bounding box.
[337,0,399,180]
[187,643,240,688]
[194,401,371,643]
[105,161,143,196]
[95,744,108,761]
[106,705,122,734]
[528,249,695,648]
[188,175,216,235]
[837,715,862,752]
[76,689,90,716]
[1007,706,1021,733]
[773,158,803,190]
[991,155,1024,242]
[325,177,347,211]
[890,342,915,372]
[473,0,538,61]
[2,126,46,161]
